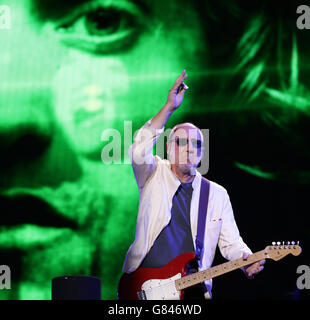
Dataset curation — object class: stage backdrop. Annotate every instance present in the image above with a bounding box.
[0,0,309,299]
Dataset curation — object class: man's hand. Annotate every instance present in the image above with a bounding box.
[242,253,265,279]
[165,70,189,111]
[150,70,189,129]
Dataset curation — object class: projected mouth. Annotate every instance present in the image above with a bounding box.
[0,192,77,249]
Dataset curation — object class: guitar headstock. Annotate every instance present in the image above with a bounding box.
[265,241,302,261]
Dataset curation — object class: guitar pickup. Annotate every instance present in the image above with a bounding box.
[137,290,146,300]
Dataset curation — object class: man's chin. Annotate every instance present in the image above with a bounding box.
[178,163,197,173]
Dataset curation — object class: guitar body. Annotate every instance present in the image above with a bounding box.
[118,252,195,300]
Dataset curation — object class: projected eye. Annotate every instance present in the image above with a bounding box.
[56,5,145,54]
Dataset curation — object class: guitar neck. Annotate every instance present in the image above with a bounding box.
[175,249,267,291]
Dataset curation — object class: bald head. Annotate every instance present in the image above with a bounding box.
[168,122,203,144]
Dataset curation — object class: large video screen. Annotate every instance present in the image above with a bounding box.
[0,0,309,300]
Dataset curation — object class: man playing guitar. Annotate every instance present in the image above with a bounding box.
[120,70,265,299]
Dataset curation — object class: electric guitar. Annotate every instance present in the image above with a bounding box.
[118,242,301,300]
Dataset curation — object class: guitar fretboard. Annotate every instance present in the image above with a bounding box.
[175,250,268,290]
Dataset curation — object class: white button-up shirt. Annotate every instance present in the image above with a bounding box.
[122,119,252,297]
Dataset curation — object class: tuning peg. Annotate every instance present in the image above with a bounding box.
[297,241,300,245]
[291,241,295,245]
[277,242,281,245]
[272,242,276,245]
[287,241,290,245]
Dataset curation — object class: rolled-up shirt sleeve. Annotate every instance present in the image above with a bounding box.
[129,119,164,189]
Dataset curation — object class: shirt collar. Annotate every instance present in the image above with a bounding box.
[192,170,201,190]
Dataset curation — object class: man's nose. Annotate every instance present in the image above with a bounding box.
[0,87,53,166]
[186,140,195,153]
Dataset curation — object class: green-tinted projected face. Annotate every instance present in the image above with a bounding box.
[0,0,206,299]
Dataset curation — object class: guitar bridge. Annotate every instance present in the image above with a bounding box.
[137,290,146,300]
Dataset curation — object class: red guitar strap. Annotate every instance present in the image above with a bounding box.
[195,177,210,262]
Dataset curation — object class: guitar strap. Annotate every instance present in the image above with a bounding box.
[195,176,210,262]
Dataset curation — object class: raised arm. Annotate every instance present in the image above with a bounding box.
[129,70,189,188]
[150,70,188,129]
